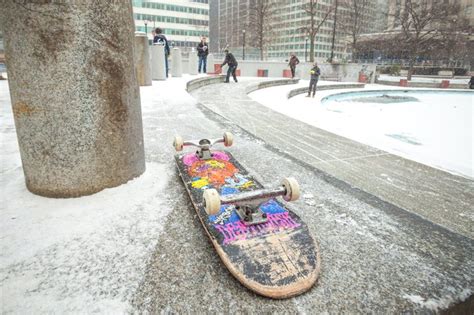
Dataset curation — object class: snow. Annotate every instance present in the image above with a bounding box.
[1,75,472,313]
[403,288,473,312]
[249,82,474,179]
[0,79,175,313]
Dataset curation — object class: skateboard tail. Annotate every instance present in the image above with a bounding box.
[214,238,321,299]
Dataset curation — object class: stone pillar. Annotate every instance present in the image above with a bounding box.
[206,54,216,74]
[171,48,183,77]
[134,32,152,86]
[151,45,166,80]
[189,49,198,75]
[1,1,146,198]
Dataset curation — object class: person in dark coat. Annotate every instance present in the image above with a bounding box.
[153,27,170,77]
[197,36,209,73]
[307,62,321,97]
[469,76,474,89]
[288,53,300,79]
[221,49,238,83]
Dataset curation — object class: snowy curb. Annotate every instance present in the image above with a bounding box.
[287,83,365,99]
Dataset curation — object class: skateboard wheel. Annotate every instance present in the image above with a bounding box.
[223,132,233,147]
[203,189,221,215]
[173,136,184,151]
[282,177,300,202]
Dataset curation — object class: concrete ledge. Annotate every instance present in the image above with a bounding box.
[189,79,474,312]
[186,76,300,95]
[287,83,365,99]
[189,79,474,239]
[244,78,299,94]
[186,75,226,93]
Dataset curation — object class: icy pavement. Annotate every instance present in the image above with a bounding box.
[1,76,473,313]
[195,79,474,239]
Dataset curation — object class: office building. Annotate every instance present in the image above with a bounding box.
[210,0,378,61]
[132,0,209,50]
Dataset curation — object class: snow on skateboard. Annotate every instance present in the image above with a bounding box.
[173,132,321,299]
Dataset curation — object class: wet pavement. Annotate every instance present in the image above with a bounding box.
[1,77,472,313]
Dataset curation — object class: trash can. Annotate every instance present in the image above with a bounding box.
[257,69,268,77]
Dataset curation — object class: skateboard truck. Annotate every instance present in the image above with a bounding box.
[203,178,300,226]
[173,132,233,160]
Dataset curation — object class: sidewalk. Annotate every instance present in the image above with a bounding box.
[1,77,472,313]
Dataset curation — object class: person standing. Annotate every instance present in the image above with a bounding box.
[221,49,238,83]
[307,62,321,97]
[197,36,209,74]
[153,28,170,77]
[288,53,300,79]
[469,76,474,89]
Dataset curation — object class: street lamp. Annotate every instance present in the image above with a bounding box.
[242,29,246,60]
[305,38,308,62]
[144,20,149,35]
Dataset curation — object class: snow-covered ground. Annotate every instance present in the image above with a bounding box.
[2,75,473,313]
[249,82,473,179]
[0,78,188,313]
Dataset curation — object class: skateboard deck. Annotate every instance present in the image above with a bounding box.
[175,150,321,299]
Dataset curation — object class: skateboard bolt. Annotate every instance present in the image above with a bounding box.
[262,213,267,218]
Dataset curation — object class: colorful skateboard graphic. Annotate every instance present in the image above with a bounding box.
[173,133,320,299]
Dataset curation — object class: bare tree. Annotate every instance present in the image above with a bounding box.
[300,0,334,62]
[247,0,281,60]
[437,14,472,71]
[394,0,463,80]
[339,0,373,58]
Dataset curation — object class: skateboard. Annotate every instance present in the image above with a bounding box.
[173,132,321,299]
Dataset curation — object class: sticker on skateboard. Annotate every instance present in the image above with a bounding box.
[173,132,321,298]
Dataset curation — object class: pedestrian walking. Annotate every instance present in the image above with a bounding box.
[221,49,238,83]
[153,28,170,77]
[307,62,321,98]
[197,36,209,73]
[288,53,300,79]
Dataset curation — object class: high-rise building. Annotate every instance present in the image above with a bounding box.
[373,0,389,32]
[132,0,209,50]
[209,0,378,61]
[209,0,253,55]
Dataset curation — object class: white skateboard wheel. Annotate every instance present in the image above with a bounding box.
[203,189,221,215]
[282,177,300,202]
[223,132,233,147]
[173,135,184,151]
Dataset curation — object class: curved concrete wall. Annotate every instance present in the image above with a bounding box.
[186,75,226,92]
[186,76,299,95]
[287,83,365,99]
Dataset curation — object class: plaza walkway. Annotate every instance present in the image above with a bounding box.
[1,77,472,313]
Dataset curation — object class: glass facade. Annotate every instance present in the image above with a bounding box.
[132,0,209,50]
[135,14,208,26]
[134,2,208,15]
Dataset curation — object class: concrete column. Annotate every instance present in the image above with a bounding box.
[1,1,146,198]
[171,48,183,77]
[134,32,152,86]
[189,49,198,75]
[207,54,216,74]
[151,45,166,80]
